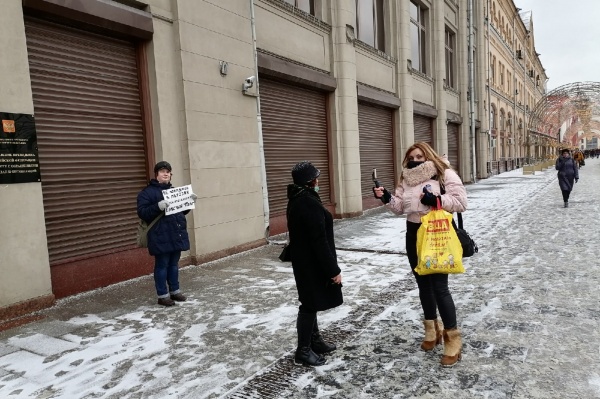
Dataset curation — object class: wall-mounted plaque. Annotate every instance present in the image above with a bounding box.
[0,113,41,184]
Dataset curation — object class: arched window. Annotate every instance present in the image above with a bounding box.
[507,112,512,133]
[500,109,506,131]
[490,104,497,130]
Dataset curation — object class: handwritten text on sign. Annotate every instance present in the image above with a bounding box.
[162,185,195,215]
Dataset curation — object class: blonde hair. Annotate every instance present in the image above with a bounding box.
[400,142,450,184]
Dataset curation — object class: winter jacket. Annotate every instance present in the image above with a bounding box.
[137,179,190,256]
[387,161,468,223]
[286,184,343,312]
[555,156,579,191]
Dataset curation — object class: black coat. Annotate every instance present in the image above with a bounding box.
[137,179,190,256]
[286,184,343,312]
[555,156,579,191]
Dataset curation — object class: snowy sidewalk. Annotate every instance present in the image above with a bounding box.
[0,159,598,399]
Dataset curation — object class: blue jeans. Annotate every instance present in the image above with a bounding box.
[154,251,181,298]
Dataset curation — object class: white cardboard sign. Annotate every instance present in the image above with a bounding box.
[162,184,195,215]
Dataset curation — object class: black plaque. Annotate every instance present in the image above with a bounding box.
[0,113,41,184]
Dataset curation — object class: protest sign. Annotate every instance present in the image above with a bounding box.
[162,184,195,215]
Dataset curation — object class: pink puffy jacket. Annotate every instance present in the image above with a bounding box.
[387,161,467,223]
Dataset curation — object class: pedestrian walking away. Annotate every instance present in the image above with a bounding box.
[137,161,197,306]
[286,161,343,367]
[555,148,579,208]
[373,142,468,367]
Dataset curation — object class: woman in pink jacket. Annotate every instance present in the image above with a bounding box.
[374,142,467,367]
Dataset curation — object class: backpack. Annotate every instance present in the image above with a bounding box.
[136,213,164,248]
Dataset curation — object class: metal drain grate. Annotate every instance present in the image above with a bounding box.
[227,278,412,398]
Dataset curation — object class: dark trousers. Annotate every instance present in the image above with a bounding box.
[406,221,457,329]
[297,305,317,348]
[154,251,181,297]
[561,190,571,202]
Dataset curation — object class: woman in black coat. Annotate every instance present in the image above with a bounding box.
[137,161,195,306]
[287,161,343,367]
[555,149,579,208]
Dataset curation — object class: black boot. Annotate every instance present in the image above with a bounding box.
[294,346,325,367]
[311,318,336,354]
[295,311,326,366]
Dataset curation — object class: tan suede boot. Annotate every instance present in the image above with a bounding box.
[420,319,442,351]
[440,328,462,367]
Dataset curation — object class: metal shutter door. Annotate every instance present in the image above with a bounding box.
[358,102,394,197]
[414,114,433,145]
[25,19,147,263]
[447,123,460,170]
[260,78,330,218]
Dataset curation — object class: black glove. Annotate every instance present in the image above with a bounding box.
[373,187,392,204]
[420,192,441,207]
[575,178,579,183]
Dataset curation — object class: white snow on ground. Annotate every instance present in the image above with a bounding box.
[0,160,597,398]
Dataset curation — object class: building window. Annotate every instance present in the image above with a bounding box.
[491,55,496,84]
[283,0,314,15]
[491,105,497,130]
[445,27,455,88]
[356,0,385,50]
[500,109,505,131]
[410,1,427,74]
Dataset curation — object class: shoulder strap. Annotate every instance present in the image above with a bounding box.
[148,212,164,229]
[440,181,464,229]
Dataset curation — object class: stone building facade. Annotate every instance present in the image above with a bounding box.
[484,0,549,175]
[0,0,547,318]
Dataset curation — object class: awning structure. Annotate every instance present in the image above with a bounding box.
[529,82,600,147]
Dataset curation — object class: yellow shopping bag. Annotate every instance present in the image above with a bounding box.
[415,207,464,276]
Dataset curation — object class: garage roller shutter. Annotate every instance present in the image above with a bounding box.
[414,114,433,145]
[25,18,147,263]
[447,123,460,170]
[260,78,330,218]
[358,102,394,197]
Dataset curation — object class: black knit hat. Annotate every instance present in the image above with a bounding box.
[154,161,172,174]
[291,161,320,185]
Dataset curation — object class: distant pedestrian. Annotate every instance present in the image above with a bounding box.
[555,149,579,208]
[573,150,584,167]
[137,161,197,306]
[287,161,342,367]
[373,142,467,367]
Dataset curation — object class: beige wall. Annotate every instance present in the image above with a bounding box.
[256,2,331,72]
[0,0,53,307]
[355,48,395,92]
[174,0,266,254]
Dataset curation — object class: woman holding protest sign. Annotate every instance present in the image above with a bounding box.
[373,142,467,367]
[137,161,197,307]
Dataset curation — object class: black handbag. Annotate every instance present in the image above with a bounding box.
[452,213,478,258]
[279,243,291,262]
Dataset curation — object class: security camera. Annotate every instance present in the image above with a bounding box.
[242,76,256,92]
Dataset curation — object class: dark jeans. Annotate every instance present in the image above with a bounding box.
[406,221,457,329]
[561,190,571,202]
[154,251,181,297]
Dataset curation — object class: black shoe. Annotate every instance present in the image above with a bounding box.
[311,334,336,354]
[158,297,176,307]
[170,293,187,302]
[294,347,326,366]
[564,202,568,208]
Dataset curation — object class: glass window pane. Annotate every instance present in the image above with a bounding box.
[419,29,427,73]
[375,0,385,50]
[410,22,420,70]
[297,0,313,14]
[410,2,418,21]
[357,0,375,46]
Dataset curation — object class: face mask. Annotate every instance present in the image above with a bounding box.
[313,186,320,193]
[407,161,425,169]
